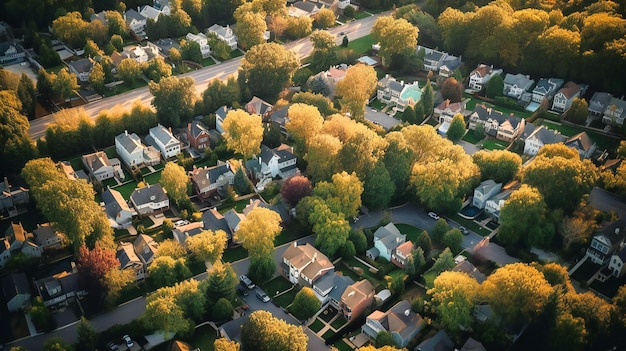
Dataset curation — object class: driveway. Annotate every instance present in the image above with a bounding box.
[364,106,402,130]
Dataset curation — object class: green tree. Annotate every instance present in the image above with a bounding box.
[222,109,264,160]
[117,58,143,84]
[207,33,232,61]
[421,81,434,116]
[52,68,78,101]
[343,6,355,18]
[103,268,134,307]
[0,90,36,174]
[160,162,189,203]
[203,262,238,303]
[371,16,419,67]
[144,57,172,83]
[143,295,192,337]
[106,10,129,37]
[241,311,308,351]
[181,39,203,64]
[349,229,368,254]
[233,166,254,194]
[76,317,97,351]
[310,200,350,257]
[362,161,395,210]
[428,271,480,332]
[375,331,393,348]
[290,287,321,320]
[431,219,450,244]
[383,133,413,200]
[566,98,589,124]
[234,12,267,50]
[314,8,336,29]
[212,297,234,321]
[149,76,197,127]
[31,297,54,332]
[498,184,550,247]
[148,256,192,288]
[336,64,378,120]
[472,149,522,184]
[248,254,276,284]
[403,105,416,124]
[89,62,106,94]
[446,113,466,141]
[485,74,504,98]
[416,230,432,254]
[238,42,299,101]
[431,247,455,274]
[17,73,36,119]
[37,69,55,102]
[442,228,463,254]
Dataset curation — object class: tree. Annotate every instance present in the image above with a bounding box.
[481,263,553,324]
[431,218,450,244]
[248,254,276,284]
[304,134,342,183]
[143,295,192,337]
[286,16,313,39]
[536,262,575,293]
[207,33,232,61]
[485,74,504,98]
[212,297,234,321]
[233,166,254,194]
[144,57,172,83]
[52,68,78,101]
[472,149,522,184]
[405,247,425,276]
[307,198,350,257]
[431,247,455,274]
[222,109,264,159]
[498,184,550,247]
[110,35,124,52]
[236,207,282,258]
[403,105,416,124]
[17,73,36,118]
[241,311,308,351]
[89,62,106,94]
[421,81,434,116]
[0,90,36,174]
[76,317,97,351]
[103,268,134,306]
[160,162,189,203]
[157,239,187,259]
[560,216,595,250]
[106,10,129,37]
[43,337,74,351]
[31,297,54,332]
[343,6,355,18]
[314,8,336,29]
[215,338,240,351]
[84,40,102,58]
[238,42,299,101]
[336,64,378,120]
[440,77,464,102]
[416,230,432,254]
[362,161,395,210]
[371,16,419,67]
[314,171,364,219]
[566,98,589,124]
[290,287,321,320]
[234,12,267,50]
[149,76,197,127]
[442,228,463,254]
[204,262,238,303]
[280,175,313,207]
[187,229,228,264]
[77,243,119,294]
[117,58,143,84]
[349,229,368,254]
[383,132,413,200]
[181,39,203,63]
[148,256,192,288]
[375,331,393,348]
[169,47,182,63]
[286,103,324,155]
[446,113,466,141]
[358,346,403,351]
[428,271,480,332]
[52,12,88,48]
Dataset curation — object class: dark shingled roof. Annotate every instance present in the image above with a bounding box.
[2,272,31,301]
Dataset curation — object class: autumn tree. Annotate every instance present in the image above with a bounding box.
[336,64,378,120]
[286,16,313,39]
[222,109,264,160]
[560,216,596,250]
[280,175,313,207]
[180,39,203,64]
[53,68,79,101]
[472,149,522,184]
[43,337,74,351]
[314,171,364,220]
[236,207,282,258]
[0,90,37,174]
[103,268,134,306]
[234,12,267,50]
[371,16,419,67]
[536,262,575,293]
[357,346,404,351]
[117,58,143,84]
[160,162,189,203]
[106,10,129,37]
[77,243,119,294]
[241,311,308,351]
[52,12,89,48]
[428,271,480,332]
[187,230,228,264]
[291,92,337,116]
[286,103,324,155]
[215,338,240,351]
[144,57,172,83]
[238,42,299,101]
[314,8,336,29]
[156,239,187,259]
[203,261,238,303]
[441,77,464,102]
[309,199,351,257]
[149,76,197,127]
[566,98,589,124]
[290,287,321,320]
[89,62,106,94]
[446,113,466,141]
[304,134,342,183]
[17,73,36,119]
[498,184,551,247]
[143,294,192,337]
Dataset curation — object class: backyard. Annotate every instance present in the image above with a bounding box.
[395,223,425,243]
[540,120,620,151]
[482,139,510,150]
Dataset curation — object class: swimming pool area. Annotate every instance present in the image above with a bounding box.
[459,205,483,219]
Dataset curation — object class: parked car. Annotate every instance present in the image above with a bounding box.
[240,275,255,289]
[256,288,270,303]
[106,342,119,351]
[122,335,133,348]
[459,226,469,235]
[428,212,440,220]
[175,220,189,227]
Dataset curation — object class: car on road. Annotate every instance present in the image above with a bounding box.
[240,275,255,289]
[428,212,440,220]
[459,226,469,235]
[256,288,270,303]
[122,335,133,348]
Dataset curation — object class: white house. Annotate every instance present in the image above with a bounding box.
[484,189,513,222]
[2,273,31,312]
[282,242,334,287]
[532,78,564,103]
[603,97,626,126]
[522,126,567,156]
[361,300,425,348]
[609,246,626,278]
[102,187,133,228]
[33,223,64,250]
[140,5,166,21]
[189,161,235,200]
[416,46,448,72]
[472,180,502,209]
[366,223,406,261]
[468,64,502,91]
[115,131,160,169]
[67,58,93,82]
[207,24,237,50]
[246,144,298,190]
[82,151,123,182]
[585,220,626,265]
[377,75,404,105]
[130,183,169,217]
[149,124,181,159]
[124,9,147,35]
[565,132,596,160]
[186,32,211,58]
[551,81,586,113]
[503,73,534,100]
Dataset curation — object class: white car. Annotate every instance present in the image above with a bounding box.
[428,212,440,220]
[240,275,255,289]
[174,220,189,227]
[256,289,270,303]
[122,335,133,348]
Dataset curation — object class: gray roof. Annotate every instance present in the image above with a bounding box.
[270,105,289,126]
[33,223,58,247]
[215,105,230,120]
[329,275,354,302]
[2,272,31,301]
[293,1,319,13]
[153,38,180,54]
[125,9,146,23]
[453,259,486,284]
[130,183,168,206]
[191,163,232,189]
[246,96,273,116]
[134,234,158,264]
[519,122,536,141]
[207,24,235,40]
[69,58,93,73]
[533,78,564,96]
[150,124,178,146]
[617,245,626,262]
[90,11,108,24]
[202,208,232,239]
[607,97,626,119]
[594,219,626,246]
[529,126,567,145]
[589,92,613,114]
[102,187,131,219]
[116,132,143,154]
[117,242,140,269]
[188,120,209,139]
[388,79,403,93]
[565,132,595,152]
[460,337,487,351]
[475,179,501,195]
[424,50,445,62]
[223,209,244,232]
[440,55,462,71]
[415,329,454,351]
[374,223,405,252]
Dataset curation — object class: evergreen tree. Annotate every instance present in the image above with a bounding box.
[233,166,254,195]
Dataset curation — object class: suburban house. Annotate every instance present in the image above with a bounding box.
[149,124,181,159]
[468,64,502,91]
[115,131,161,170]
[33,223,64,250]
[438,55,463,78]
[186,32,211,58]
[153,0,171,12]
[121,45,159,63]
[460,338,487,351]
[202,208,233,242]
[503,73,534,100]
[67,58,93,82]
[585,219,626,265]
[134,234,159,268]
[246,144,298,190]
[417,46,448,72]
[0,238,9,268]
[2,272,31,312]
[82,151,123,182]
[282,242,334,287]
[324,65,348,85]
[224,209,246,243]
[185,120,211,151]
[467,104,525,142]
[0,177,29,216]
[588,92,613,118]
[551,81,587,113]
[523,125,567,156]
[340,279,375,321]
[117,241,145,281]
[140,5,168,21]
[215,105,232,134]
[609,246,626,278]
[189,161,235,200]
[415,330,454,351]
[391,241,413,269]
[473,180,502,209]
[172,221,206,246]
[268,106,289,136]
[59,161,88,182]
[101,187,133,228]
[129,183,169,217]
[0,40,26,65]
[603,97,626,126]
[435,100,466,123]
[312,271,354,307]
[124,9,147,35]
[453,256,486,283]
[1,222,42,266]
[245,96,273,118]
[484,189,513,222]
[366,223,406,261]
[34,262,86,307]
[396,82,422,112]
[207,24,237,50]
[288,1,321,17]
[149,38,180,58]
[565,132,596,159]
[377,75,405,105]
[361,300,425,348]
[532,78,564,103]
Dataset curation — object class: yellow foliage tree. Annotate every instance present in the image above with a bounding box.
[335,64,377,120]
[222,109,264,160]
[236,207,282,258]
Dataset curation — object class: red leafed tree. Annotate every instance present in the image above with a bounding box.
[280,175,313,207]
[77,242,119,292]
[440,77,463,103]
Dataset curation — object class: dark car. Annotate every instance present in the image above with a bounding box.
[237,284,249,296]
[106,342,119,351]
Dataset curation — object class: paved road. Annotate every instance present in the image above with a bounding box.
[28,13,390,140]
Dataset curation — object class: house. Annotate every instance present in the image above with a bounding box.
[202,208,233,241]
[340,279,375,321]
[149,38,180,58]
[503,73,534,100]
[551,81,587,113]
[34,262,86,307]
[472,180,502,209]
[268,106,289,136]
[0,40,26,65]
[585,219,626,265]
[134,234,159,267]
[169,340,198,351]
[0,237,10,267]
[565,132,596,159]
[242,198,291,225]
[246,144,298,190]
[438,54,463,78]
[523,125,567,156]
[367,223,406,261]
[435,99,466,123]
[312,271,353,307]
[101,187,133,228]
[215,105,232,134]
[117,241,145,281]
[588,92,613,118]
[532,78,564,103]
[484,189,513,222]
[185,120,211,151]
[189,161,235,200]
[0,177,30,214]
[140,5,166,21]
[603,97,626,126]
[59,161,90,181]
[153,0,171,12]
[121,45,159,63]
[3,222,42,259]
[124,9,147,35]
[377,75,404,105]
[391,241,413,269]
[289,1,321,17]
[459,337,487,351]
[325,65,348,85]
[67,58,93,82]
[207,24,237,50]
[225,209,247,242]
[2,273,31,312]
[82,151,123,181]
[361,300,425,348]
[415,329,454,351]
[33,223,64,250]
[496,114,525,142]
[396,82,421,112]
[282,242,334,287]
[467,104,525,142]
[90,10,108,24]
[453,256,486,283]
[420,46,449,72]
[186,32,211,58]
[149,124,181,159]
[115,131,161,169]
[245,96,273,118]
[609,246,626,278]
[468,64,502,91]
[172,221,206,246]
[129,183,169,217]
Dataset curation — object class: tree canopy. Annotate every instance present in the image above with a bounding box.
[236,207,282,258]
[222,109,264,160]
[336,64,378,120]
[428,271,480,332]
[241,311,308,351]
[238,42,299,101]
[149,76,197,127]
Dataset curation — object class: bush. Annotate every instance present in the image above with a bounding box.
[494,96,525,111]
[290,287,321,320]
[212,298,234,321]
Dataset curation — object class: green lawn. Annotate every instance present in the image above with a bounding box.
[343,257,381,287]
[541,120,620,151]
[110,180,138,200]
[482,139,509,150]
[462,132,484,145]
[262,276,293,298]
[273,288,297,308]
[353,11,371,19]
[223,245,248,263]
[190,324,217,351]
[422,270,438,288]
[465,96,532,119]
[275,222,311,246]
[347,34,376,55]
[230,49,244,58]
[370,99,387,110]
[333,339,353,351]
[447,213,492,237]
[309,318,325,333]
[395,223,424,243]
[322,329,335,340]
[103,80,147,98]
[201,57,217,67]
[388,269,407,281]
[331,315,347,329]
[142,170,163,185]
[338,262,361,282]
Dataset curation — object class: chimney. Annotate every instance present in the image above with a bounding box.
[188,122,192,132]
[169,127,172,134]
[125,130,128,136]
[312,252,317,262]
